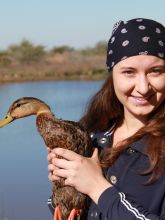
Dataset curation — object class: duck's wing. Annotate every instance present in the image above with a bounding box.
[36,113,93,156]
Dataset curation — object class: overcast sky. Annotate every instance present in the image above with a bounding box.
[0,0,164,50]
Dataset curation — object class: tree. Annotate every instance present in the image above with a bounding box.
[51,45,74,54]
[80,41,107,56]
[0,51,11,66]
[8,40,46,64]
[93,41,107,54]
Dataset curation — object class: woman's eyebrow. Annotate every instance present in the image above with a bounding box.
[149,65,165,70]
[120,67,135,70]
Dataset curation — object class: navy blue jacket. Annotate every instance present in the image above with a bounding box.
[48,129,165,220]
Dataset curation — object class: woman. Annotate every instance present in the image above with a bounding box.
[47,18,165,219]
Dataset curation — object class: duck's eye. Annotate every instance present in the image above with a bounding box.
[16,104,21,108]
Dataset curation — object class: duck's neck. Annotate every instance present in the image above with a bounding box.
[37,110,55,118]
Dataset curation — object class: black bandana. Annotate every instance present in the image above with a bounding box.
[106,18,165,70]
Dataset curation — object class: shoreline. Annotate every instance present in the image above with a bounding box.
[0,72,107,84]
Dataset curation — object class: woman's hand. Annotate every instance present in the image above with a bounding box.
[47,147,112,204]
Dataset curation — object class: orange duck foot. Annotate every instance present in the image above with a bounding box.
[67,208,80,220]
[54,205,62,220]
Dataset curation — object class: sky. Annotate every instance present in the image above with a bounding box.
[0,0,164,50]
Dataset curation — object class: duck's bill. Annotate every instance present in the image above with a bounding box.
[0,113,14,128]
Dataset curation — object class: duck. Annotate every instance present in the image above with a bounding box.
[0,97,94,220]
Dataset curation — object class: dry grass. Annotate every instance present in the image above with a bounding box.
[0,51,108,83]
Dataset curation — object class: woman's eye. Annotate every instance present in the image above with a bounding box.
[122,71,134,76]
[150,69,162,76]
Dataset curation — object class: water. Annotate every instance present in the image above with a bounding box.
[0,80,103,220]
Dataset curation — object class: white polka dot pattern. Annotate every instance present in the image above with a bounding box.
[106,18,165,70]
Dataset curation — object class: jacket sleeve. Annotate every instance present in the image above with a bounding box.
[97,186,165,220]
[47,196,54,215]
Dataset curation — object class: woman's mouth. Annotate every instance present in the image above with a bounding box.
[131,95,153,106]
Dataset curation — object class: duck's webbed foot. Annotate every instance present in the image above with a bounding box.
[54,205,62,220]
[67,208,80,220]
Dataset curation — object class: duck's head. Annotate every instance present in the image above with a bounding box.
[0,97,51,128]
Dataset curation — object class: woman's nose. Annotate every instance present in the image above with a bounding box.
[135,74,151,95]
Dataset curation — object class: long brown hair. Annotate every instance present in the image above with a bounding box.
[80,73,165,182]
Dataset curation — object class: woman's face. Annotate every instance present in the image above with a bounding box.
[112,55,165,120]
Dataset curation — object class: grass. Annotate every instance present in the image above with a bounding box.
[0,51,108,83]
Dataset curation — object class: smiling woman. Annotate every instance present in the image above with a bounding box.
[113,55,165,120]
[47,18,165,220]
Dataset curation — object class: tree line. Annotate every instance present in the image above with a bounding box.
[0,40,107,66]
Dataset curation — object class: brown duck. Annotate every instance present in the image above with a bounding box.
[0,97,94,220]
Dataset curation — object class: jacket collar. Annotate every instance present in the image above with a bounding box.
[130,136,148,156]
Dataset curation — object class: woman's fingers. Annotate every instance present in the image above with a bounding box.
[47,148,98,185]
[48,159,70,178]
[48,163,55,172]
[47,151,56,163]
[52,148,80,161]
[52,157,75,169]
[48,163,68,181]
[48,172,60,181]
[47,148,83,164]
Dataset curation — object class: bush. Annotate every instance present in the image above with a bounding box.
[0,51,11,66]
[8,39,46,64]
[51,45,74,54]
